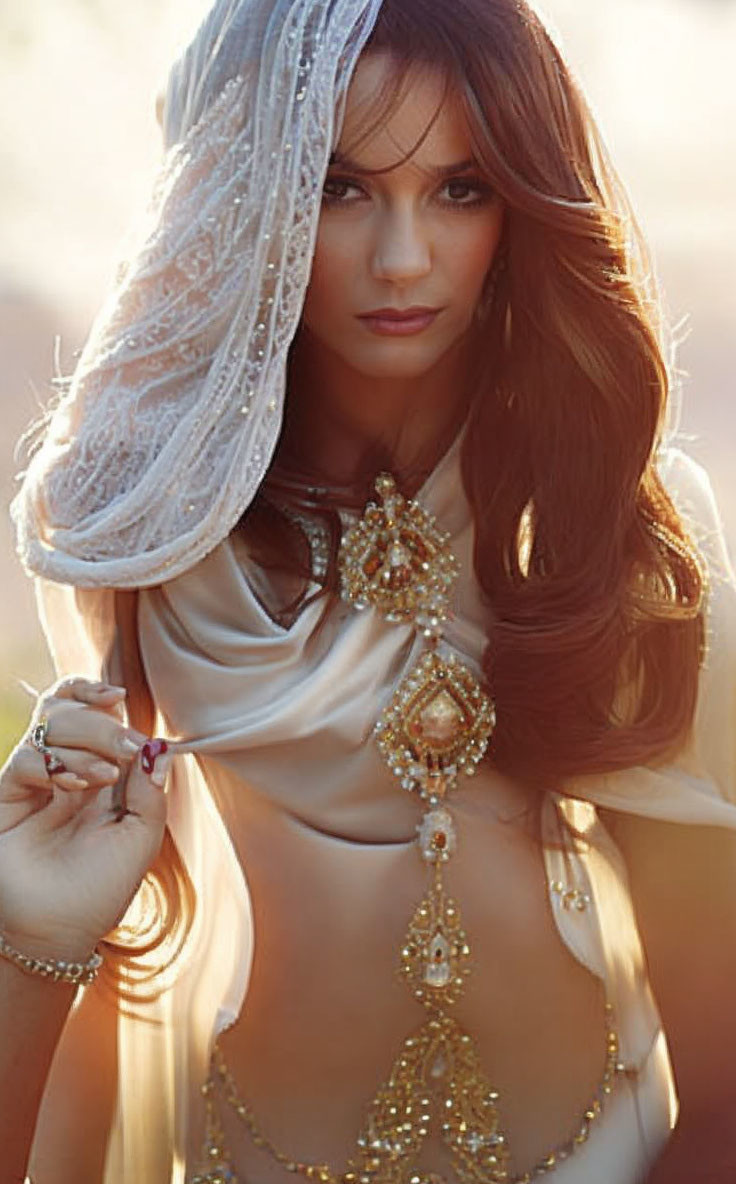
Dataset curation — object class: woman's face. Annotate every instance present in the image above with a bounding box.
[299,52,505,383]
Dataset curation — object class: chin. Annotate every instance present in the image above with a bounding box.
[345,334,465,377]
[345,352,447,380]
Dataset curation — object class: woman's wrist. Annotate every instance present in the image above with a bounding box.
[0,929,103,986]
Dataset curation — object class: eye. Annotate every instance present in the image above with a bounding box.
[321,176,364,205]
[439,178,493,208]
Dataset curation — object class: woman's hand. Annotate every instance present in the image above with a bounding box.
[0,677,171,962]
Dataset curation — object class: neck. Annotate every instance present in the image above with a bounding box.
[279,328,476,491]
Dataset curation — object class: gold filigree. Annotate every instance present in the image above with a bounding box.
[196,1006,623,1184]
[346,1013,510,1184]
[375,649,496,799]
[338,473,459,632]
[400,866,471,1009]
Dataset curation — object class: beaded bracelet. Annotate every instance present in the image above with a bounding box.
[0,930,103,986]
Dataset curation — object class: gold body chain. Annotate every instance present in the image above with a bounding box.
[192,476,623,1184]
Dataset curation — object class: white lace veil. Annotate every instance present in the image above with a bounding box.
[12,0,384,590]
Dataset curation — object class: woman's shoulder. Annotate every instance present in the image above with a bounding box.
[567,445,736,827]
[657,444,736,704]
[657,443,734,585]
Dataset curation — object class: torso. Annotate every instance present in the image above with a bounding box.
[138,436,671,1183]
[206,760,611,1181]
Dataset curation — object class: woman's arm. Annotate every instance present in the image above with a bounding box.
[0,960,76,1183]
[604,810,736,1183]
[28,976,118,1184]
[0,956,118,1184]
[0,678,168,1182]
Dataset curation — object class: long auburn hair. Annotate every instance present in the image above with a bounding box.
[255,0,706,785]
[104,0,705,996]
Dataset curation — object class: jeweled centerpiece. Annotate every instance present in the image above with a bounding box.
[375,649,496,800]
[338,472,459,633]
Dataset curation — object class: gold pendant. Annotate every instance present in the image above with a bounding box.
[338,473,459,634]
[375,649,496,800]
[400,865,471,1008]
[347,1013,509,1184]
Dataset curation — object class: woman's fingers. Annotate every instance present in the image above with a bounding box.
[122,743,172,827]
[0,742,171,953]
[47,747,121,787]
[51,678,127,705]
[32,699,147,766]
[2,676,173,841]
[35,783,92,832]
[0,677,175,954]
[3,735,172,840]
[110,740,171,822]
[10,743,120,792]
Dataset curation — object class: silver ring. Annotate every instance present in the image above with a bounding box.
[28,714,68,780]
[30,715,50,753]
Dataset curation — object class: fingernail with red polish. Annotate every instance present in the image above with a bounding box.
[141,738,168,775]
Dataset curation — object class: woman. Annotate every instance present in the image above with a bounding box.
[2,0,736,1180]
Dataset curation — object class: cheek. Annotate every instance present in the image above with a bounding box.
[302,227,357,319]
[442,217,504,294]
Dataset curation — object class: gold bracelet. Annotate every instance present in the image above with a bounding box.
[0,930,102,986]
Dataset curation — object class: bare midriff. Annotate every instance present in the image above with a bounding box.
[193,761,614,1183]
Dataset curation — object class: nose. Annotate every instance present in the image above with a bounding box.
[370,204,432,284]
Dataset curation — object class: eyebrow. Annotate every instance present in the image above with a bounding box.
[328,151,479,179]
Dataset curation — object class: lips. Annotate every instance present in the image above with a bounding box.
[359,306,440,320]
[357,308,441,337]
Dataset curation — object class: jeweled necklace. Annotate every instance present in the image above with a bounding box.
[192,474,622,1184]
[336,474,509,1181]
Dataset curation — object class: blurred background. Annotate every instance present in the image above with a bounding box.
[0,0,734,756]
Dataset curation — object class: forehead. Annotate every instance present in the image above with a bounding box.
[337,51,472,173]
